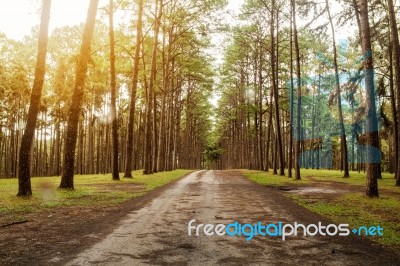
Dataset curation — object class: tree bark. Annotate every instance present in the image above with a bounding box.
[124,0,143,178]
[387,0,400,186]
[352,0,362,44]
[359,0,379,197]
[144,0,163,175]
[109,0,120,181]
[326,0,350,178]
[271,0,284,176]
[60,0,99,189]
[17,0,51,196]
[288,1,294,178]
[292,0,301,180]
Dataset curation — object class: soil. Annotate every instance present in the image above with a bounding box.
[1,170,399,265]
[0,176,183,266]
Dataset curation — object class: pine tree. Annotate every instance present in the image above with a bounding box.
[60,0,99,189]
[17,0,52,196]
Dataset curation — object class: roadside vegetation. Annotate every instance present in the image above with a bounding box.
[241,169,400,248]
[0,170,192,225]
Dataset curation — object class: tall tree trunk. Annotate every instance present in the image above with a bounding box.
[265,86,273,172]
[157,30,166,172]
[389,41,399,176]
[271,0,285,176]
[387,0,400,186]
[55,119,61,175]
[157,90,167,171]
[109,0,120,180]
[352,0,362,44]
[258,42,264,171]
[17,0,51,196]
[124,0,143,178]
[144,0,163,175]
[292,0,301,180]
[288,1,294,178]
[359,0,379,197]
[152,91,159,173]
[60,0,99,189]
[326,0,350,178]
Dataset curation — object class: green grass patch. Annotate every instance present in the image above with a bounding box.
[241,170,311,187]
[242,169,398,191]
[0,169,192,220]
[291,193,400,247]
[299,169,397,191]
[242,168,400,248]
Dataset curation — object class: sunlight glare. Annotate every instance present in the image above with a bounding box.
[0,0,108,40]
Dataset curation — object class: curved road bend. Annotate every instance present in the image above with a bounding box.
[66,170,400,265]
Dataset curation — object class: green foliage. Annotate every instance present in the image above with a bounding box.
[203,145,223,167]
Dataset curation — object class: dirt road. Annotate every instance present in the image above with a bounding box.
[66,170,399,265]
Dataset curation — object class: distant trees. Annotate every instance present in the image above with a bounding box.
[0,0,221,195]
[2,0,400,196]
[212,0,399,196]
[214,0,305,177]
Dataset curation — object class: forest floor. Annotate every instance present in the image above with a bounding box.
[0,170,193,266]
[243,169,400,249]
[1,170,398,265]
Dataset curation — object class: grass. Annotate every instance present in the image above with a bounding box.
[242,169,311,187]
[241,168,400,248]
[299,169,397,191]
[292,194,400,247]
[0,169,192,221]
[242,168,397,190]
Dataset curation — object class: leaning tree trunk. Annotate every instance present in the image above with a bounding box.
[387,0,400,186]
[359,0,380,197]
[60,0,99,189]
[109,0,120,181]
[17,0,51,197]
[326,0,350,178]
